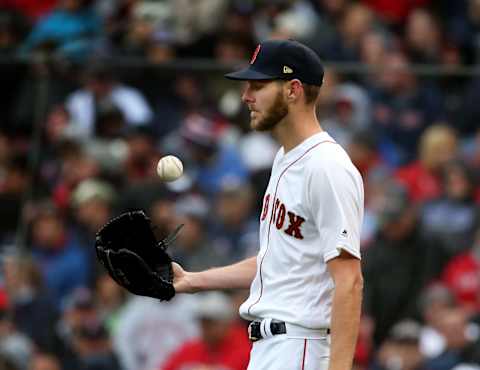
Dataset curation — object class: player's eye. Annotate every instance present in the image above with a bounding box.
[251,82,265,91]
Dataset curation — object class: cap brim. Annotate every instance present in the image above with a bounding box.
[224,67,275,81]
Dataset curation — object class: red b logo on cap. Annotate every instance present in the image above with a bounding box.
[250,44,261,65]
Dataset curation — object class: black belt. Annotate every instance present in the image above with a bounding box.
[248,321,286,342]
[248,321,331,342]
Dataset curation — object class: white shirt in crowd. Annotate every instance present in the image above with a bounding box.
[113,295,199,370]
[66,84,154,138]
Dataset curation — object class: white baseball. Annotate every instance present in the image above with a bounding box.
[156,155,184,182]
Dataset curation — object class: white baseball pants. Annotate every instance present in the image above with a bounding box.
[247,334,330,370]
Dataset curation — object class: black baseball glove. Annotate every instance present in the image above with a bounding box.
[95,210,182,301]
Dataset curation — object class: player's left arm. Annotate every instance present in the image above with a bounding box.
[327,250,363,370]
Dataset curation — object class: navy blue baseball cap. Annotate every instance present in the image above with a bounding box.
[225,39,324,86]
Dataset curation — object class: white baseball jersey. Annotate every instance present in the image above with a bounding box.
[239,131,364,329]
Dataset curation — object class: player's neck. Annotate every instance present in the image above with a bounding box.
[273,108,323,154]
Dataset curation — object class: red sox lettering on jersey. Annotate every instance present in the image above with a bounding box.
[261,194,305,239]
[239,131,364,329]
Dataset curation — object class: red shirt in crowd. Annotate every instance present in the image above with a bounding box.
[395,161,442,203]
[3,0,57,21]
[161,323,251,370]
[362,0,430,24]
[441,251,480,312]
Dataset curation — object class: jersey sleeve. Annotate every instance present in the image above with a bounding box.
[306,155,364,262]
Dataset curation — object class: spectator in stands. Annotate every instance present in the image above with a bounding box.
[147,195,178,237]
[122,127,160,183]
[325,3,375,62]
[420,160,479,256]
[369,320,426,370]
[396,125,458,203]
[213,33,252,63]
[70,178,116,281]
[162,112,248,197]
[161,292,250,370]
[359,30,390,74]
[362,0,431,25]
[210,179,259,262]
[20,0,102,61]
[29,203,92,308]
[94,272,128,335]
[146,31,177,64]
[441,227,480,314]
[51,141,100,211]
[30,352,62,370]
[151,75,208,139]
[305,0,348,56]
[237,128,278,214]
[70,319,120,370]
[119,0,168,58]
[113,295,199,370]
[56,287,98,369]
[354,315,375,370]
[368,51,445,165]
[65,64,153,138]
[171,0,229,57]
[316,69,341,121]
[363,183,444,345]
[424,308,480,370]
[43,105,75,145]
[171,193,229,272]
[258,0,320,45]
[418,283,458,359]
[116,178,173,216]
[346,132,391,247]
[322,82,371,147]
[404,8,443,64]
[2,253,58,352]
[347,132,389,189]
[2,0,57,22]
[71,178,116,248]
[0,290,34,370]
[40,109,79,187]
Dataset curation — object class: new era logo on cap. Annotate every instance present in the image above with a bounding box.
[283,66,293,74]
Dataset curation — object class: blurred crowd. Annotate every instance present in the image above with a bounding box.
[0,0,480,370]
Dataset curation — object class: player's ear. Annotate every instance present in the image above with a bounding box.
[284,80,302,102]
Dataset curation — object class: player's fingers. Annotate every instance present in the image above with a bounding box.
[172,262,184,278]
[172,262,192,293]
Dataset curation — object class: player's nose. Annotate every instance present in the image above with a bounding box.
[242,89,254,104]
[241,84,254,104]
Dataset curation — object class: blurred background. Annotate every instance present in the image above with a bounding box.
[0,0,479,369]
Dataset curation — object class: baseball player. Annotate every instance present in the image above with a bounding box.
[173,39,364,370]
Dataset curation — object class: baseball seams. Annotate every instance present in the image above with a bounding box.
[157,155,183,181]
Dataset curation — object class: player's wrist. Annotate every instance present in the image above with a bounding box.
[188,271,207,293]
[179,271,200,294]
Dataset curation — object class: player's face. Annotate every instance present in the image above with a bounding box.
[242,81,288,132]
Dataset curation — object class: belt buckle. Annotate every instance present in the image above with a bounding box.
[248,322,260,342]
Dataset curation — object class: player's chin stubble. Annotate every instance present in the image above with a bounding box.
[251,91,288,132]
